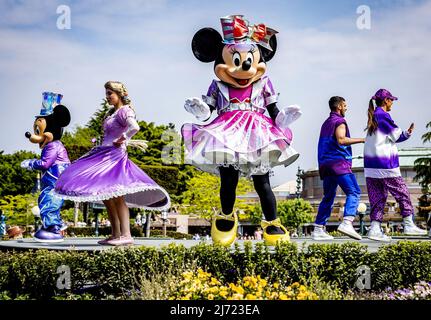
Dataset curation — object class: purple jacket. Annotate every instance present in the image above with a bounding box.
[202,76,278,114]
[30,140,70,171]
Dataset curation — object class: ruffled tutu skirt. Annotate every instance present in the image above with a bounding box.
[53,146,170,210]
[181,110,299,176]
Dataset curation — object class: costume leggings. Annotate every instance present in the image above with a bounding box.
[219,166,277,221]
[366,176,413,222]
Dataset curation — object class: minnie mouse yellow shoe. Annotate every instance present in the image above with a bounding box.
[261,218,290,246]
[211,212,238,246]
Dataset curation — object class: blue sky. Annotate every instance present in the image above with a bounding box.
[0,0,430,186]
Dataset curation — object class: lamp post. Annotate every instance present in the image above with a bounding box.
[296,166,304,199]
[31,172,41,232]
[0,210,6,237]
[357,202,367,235]
[161,211,168,237]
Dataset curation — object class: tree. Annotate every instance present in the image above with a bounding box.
[249,198,314,229]
[414,121,431,192]
[0,193,38,226]
[181,172,254,219]
[0,150,38,196]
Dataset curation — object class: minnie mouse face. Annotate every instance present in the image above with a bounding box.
[215,43,266,88]
[192,28,277,89]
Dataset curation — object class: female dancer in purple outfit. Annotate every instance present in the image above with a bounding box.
[54,81,170,246]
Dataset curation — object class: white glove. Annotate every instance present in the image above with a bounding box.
[275,105,302,128]
[20,159,35,171]
[184,97,211,121]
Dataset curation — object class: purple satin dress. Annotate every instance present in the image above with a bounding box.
[182,76,298,176]
[54,106,170,210]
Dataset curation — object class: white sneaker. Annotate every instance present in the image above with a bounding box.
[311,227,334,240]
[367,222,392,242]
[403,216,427,236]
[338,221,362,240]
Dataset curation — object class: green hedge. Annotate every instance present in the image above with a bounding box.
[149,229,193,239]
[66,226,143,237]
[65,227,191,239]
[0,241,430,299]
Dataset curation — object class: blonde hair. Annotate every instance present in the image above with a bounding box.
[103,81,147,152]
[104,80,135,112]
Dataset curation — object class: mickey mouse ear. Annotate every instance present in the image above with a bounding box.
[53,105,71,127]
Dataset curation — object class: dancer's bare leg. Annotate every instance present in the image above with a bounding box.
[103,199,121,238]
[113,196,132,238]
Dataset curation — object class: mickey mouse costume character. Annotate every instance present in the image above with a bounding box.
[182,15,302,246]
[21,92,71,242]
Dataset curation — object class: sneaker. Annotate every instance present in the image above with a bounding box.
[311,227,334,240]
[60,222,68,231]
[367,224,392,242]
[338,221,362,240]
[34,225,64,243]
[403,216,427,236]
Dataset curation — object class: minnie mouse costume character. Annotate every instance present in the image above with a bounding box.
[182,15,302,246]
[21,92,71,242]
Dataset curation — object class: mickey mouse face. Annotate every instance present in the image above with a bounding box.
[215,43,266,88]
[25,105,70,149]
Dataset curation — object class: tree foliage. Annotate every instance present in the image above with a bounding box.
[414,121,431,191]
[181,172,254,219]
[0,150,38,196]
[0,193,38,226]
[249,198,314,229]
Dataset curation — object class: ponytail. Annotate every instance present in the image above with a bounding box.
[366,99,378,135]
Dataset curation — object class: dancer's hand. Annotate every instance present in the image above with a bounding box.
[407,123,414,135]
[275,105,302,128]
[184,97,211,121]
[113,134,126,147]
[20,159,35,170]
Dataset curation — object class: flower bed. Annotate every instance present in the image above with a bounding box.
[0,241,430,300]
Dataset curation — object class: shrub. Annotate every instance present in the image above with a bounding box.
[0,241,430,299]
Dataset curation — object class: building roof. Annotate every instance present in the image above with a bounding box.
[272,180,297,193]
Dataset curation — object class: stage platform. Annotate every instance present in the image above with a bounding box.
[0,236,429,253]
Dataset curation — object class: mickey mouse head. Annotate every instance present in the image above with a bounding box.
[25,93,71,149]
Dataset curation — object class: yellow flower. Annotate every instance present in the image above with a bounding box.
[279,293,289,300]
[207,294,215,300]
[210,277,221,286]
[219,289,228,298]
[273,282,279,289]
[246,294,257,300]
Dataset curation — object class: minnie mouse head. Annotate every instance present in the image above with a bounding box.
[25,92,71,149]
[192,15,278,89]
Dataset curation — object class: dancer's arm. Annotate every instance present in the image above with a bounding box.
[335,124,365,146]
[114,117,140,146]
[378,112,412,143]
[21,143,57,171]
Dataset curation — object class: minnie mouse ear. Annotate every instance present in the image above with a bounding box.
[260,34,277,62]
[192,28,223,63]
[53,105,71,127]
